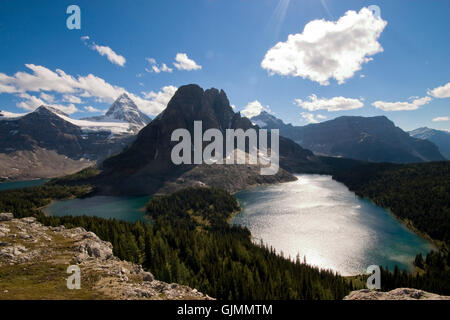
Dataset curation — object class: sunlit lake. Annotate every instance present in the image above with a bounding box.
[233,174,435,276]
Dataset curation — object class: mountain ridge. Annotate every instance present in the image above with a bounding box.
[0,98,144,181]
[251,112,445,163]
[409,127,450,159]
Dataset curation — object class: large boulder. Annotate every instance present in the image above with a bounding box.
[77,238,113,261]
[0,213,13,221]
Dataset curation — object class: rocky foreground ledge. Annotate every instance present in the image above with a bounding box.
[0,213,212,300]
[344,288,450,300]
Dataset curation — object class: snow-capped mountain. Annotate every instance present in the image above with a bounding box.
[82,93,151,133]
[250,111,291,130]
[0,105,138,180]
[1,94,150,135]
[0,105,136,157]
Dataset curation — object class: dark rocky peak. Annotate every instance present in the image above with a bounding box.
[98,84,316,195]
[153,84,252,134]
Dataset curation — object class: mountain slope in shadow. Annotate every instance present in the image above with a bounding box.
[252,112,445,163]
[93,84,328,195]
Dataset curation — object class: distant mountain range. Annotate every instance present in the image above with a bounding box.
[409,127,450,160]
[0,94,150,181]
[2,84,446,185]
[89,84,328,196]
[251,112,445,163]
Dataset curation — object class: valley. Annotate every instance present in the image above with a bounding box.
[43,173,436,276]
[2,0,450,307]
[0,85,449,300]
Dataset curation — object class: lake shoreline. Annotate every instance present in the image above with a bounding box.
[232,174,435,276]
[340,187,443,252]
[35,174,438,277]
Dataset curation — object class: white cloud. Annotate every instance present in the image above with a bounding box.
[53,104,78,115]
[301,112,327,124]
[261,7,387,85]
[91,44,126,67]
[39,92,55,103]
[0,84,16,93]
[173,53,202,71]
[0,64,79,93]
[428,82,450,98]
[372,96,432,111]
[84,106,102,113]
[16,93,45,111]
[240,100,271,118]
[145,67,156,73]
[160,63,172,73]
[141,85,178,115]
[146,58,173,74]
[432,116,449,122]
[294,94,364,111]
[0,64,177,116]
[63,94,82,104]
[81,37,126,67]
[17,93,78,114]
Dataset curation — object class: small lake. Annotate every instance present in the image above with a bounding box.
[43,195,150,223]
[0,179,47,191]
[232,174,435,276]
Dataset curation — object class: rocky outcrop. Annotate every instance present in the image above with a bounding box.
[0,213,212,300]
[0,213,13,221]
[344,288,450,300]
[158,163,297,195]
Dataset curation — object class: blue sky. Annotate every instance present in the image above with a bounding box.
[0,0,449,131]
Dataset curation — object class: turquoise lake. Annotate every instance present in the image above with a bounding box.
[43,195,150,222]
[0,179,47,191]
[233,174,435,276]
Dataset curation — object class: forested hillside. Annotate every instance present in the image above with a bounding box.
[1,183,449,297]
[332,161,450,245]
